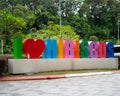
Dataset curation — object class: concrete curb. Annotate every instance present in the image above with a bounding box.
[0,75,66,81]
[65,71,112,78]
[0,71,120,81]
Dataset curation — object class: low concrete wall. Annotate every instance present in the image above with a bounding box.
[8,58,118,74]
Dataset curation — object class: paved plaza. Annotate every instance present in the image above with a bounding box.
[0,74,120,96]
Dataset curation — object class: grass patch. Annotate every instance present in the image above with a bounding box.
[33,69,117,76]
[5,69,118,77]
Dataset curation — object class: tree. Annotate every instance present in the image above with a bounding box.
[24,22,80,40]
[80,0,120,41]
[67,15,93,40]
[0,10,26,53]
[0,10,26,38]
[11,4,36,30]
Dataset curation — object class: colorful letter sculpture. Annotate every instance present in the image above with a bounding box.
[89,41,98,58]
[106,42,114,58]
[13,38,115,59]
[73,40,80,58]
[57,40,64,58]
[97,42,106,58]
[13,38,22,59]
[80,41,89,58]
[22,39,45,58]
[64,40,74,58]
[43,40,57,58]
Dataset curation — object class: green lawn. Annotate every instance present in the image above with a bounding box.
[6,69,118,77]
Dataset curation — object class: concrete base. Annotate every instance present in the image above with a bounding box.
[8,58,118,74]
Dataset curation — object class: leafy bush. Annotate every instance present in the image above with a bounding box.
[89,36,98,41]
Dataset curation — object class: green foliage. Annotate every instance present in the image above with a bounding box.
[89,36,98,41]
[11,4,36,28]
[3,39,13,54]
[92,26,110,40]
[0,10,26,39]
[85,0,120,42]
[68,15,93,40]
[25,22,80,40]
[0,0,120,54]
[0,10,26,53]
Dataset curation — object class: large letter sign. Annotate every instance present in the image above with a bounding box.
[43,40,57,58]
[106,42,114,58]
[57,40,64,58]
[97,42,106,58]
[73,40,80,58]
[22,39,45,58]
[64,40,74,58]
[13,38,22,59]
[89,41,98,58]
[13,38,115,59]
[80,41,89,58]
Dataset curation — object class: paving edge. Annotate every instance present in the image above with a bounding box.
[0,71,120,81]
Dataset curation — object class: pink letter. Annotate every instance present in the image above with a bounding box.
[89,41,98,58]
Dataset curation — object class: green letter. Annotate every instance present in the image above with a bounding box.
[13,38,22,59]
[80,41,89,58]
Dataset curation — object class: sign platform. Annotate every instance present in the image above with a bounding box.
[8,58,118,74]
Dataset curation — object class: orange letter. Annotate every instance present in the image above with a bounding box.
[57,40,64,58]
[73,40,80,58]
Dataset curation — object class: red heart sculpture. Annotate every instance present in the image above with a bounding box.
[22,39,45,58]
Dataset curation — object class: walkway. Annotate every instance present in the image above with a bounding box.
[0,73,120,96]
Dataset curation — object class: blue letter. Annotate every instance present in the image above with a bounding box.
[106,42,114,58]
[43,40,57,58]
